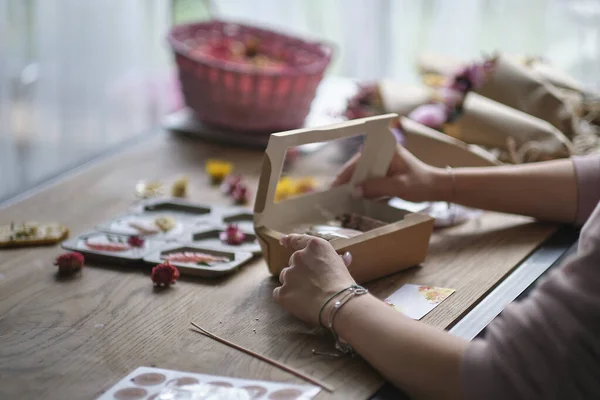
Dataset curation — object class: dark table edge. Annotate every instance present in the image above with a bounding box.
[370,225,580,400]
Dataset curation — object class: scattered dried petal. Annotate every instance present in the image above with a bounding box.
[151,261,180,286]
[54,252,84,274]
[219,224,246,245]
[127,235,145,248]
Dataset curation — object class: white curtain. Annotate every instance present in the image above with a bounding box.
[1,0,599,201]
[213,0,600,88]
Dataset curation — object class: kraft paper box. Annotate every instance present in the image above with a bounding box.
[253,114,435,284]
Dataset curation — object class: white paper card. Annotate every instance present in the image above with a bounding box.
[385,284,455,320]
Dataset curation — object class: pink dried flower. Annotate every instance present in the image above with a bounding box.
[127,235,145,248]
[438,86,464,108]
[342,83,382,120]
[450,62,488,92]
[219,224,246,245]
[408,103,449,129]
[232,184,249,205]
[220,174,242,195]
[151,261,180,286]
[54,252,85,274]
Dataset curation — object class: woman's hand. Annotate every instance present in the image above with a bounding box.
[273,234,355,326]
[331,144,450,203]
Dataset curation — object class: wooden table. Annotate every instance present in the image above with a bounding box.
[0,132,559,400]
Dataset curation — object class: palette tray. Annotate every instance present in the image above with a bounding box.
[63,199,261,277]
[97,366,320,399]
[143,243,253,278]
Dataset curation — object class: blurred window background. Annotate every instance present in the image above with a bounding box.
[1,0,599,203]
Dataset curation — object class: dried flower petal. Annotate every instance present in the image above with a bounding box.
[127,235,145,248]
[54,252,84,274]
[232,183,249,205]
[220,174,242,195]
[151,261,180,286]
[408,103,449,129]
[206,160,233,184]
[219,224,246,245]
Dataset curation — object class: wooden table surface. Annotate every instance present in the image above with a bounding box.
[0,132,558,400]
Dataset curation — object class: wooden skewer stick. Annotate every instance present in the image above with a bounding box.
[190,321,334,393]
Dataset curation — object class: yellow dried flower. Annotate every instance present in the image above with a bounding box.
[274,177,295,202]
[294,177,316,194]
[171,176,188,198]
[206,160,233,184]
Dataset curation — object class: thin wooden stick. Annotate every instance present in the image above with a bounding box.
[190,321,334,393]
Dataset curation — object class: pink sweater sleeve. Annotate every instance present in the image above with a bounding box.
[461,154,600,399]
[573,154,600,225]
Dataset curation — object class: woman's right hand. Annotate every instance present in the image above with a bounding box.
[332,144,451,203]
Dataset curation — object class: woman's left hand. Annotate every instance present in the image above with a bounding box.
[273,234,355,326]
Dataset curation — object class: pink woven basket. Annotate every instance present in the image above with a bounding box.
[168,20,334,133]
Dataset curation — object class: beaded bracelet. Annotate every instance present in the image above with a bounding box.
[318,287,351,328]
[324,285,368,355]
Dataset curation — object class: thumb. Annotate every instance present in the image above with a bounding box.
[358,177,402,199]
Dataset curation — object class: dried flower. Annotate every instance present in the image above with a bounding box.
[436,86,464,108]
[135,180,164,199]
[205,160,233,185]
[408,103,449,129]
[151,261,180,286]
[54,252,84,274]
[127,235,145,248]
[448,61,490,93]
[274,177,295,202]
[342,83,384,120]
[219,224,246,245]
[220,174,242,195]
[294,177,316,194]
[232,183,249,205]
[171,176,188,198]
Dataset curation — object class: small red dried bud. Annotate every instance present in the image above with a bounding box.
[232,183,249,205]
[127,235,145,248]
[219,224,246,245]
[151,261,180,286]
[54,252,85,274]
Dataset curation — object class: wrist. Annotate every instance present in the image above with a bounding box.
[431,167,455,202]
[330,293,374,335]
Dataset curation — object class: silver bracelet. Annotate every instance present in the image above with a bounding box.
[326,285,368,355]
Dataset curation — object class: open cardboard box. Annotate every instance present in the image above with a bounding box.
[253,114,435,284]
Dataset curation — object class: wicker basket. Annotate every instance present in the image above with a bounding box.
[168,20,334,133]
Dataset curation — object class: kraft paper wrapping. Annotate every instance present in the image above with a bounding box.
[417,53,462,77]
[475,55,579,138]
[400,117,501,168]
[528,60,584,94]
[379,81,432,116]
[446,92,574,162]
[417,52,585,93]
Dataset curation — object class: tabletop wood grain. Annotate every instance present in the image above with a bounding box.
[0,132,557,400]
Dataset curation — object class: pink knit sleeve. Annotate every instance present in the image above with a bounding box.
[572,154,600,225]
[461,202,600,399]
